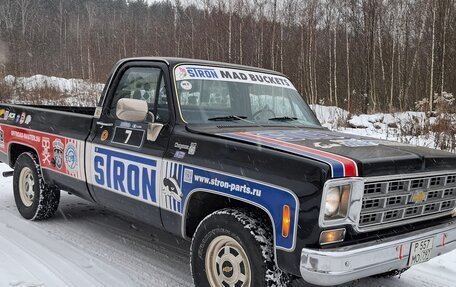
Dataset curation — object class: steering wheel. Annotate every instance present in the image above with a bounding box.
[252,107,276,121]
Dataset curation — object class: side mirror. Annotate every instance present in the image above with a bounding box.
[116,98,148,122]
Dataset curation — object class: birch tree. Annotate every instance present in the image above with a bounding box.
[429,2,436,111]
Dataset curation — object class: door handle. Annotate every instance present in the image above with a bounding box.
[96,121,114,127]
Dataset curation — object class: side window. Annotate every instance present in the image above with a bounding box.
[110,67,169,123]
[156,77,169,122]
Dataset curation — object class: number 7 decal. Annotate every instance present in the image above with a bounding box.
[124,129,132,144]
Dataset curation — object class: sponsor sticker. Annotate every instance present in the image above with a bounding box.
[188,142,197,155]
[42,137,51,164]
[19,112,26,124]
[174,150,186,159]
[10,130,40,142]
[0,127,4,149]
[176,66,188,80]
[93,146,158,204]
[174,142,197,155]
[160,160,298,250]
[64,143,78,172]
[94,107,102,118]
[25,115,32,125]
[180,80,192,90]
[175,65,296,90]
[101,130,109,141]
[52,139,64,169]
[163,177,183,202]
[8,112,16,121]
[119,122,132,128]
[183,168,193,184]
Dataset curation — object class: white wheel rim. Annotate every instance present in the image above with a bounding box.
[19,167,35,207]
[205,235,251,287]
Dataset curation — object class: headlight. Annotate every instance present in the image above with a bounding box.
[324,185,351,220]
[319,178,365,228]
[325,187,341,217]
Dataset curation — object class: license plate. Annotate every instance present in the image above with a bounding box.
[408,238,434,267]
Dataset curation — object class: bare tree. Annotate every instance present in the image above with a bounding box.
[1,0,456,114]
[429,2,436,111]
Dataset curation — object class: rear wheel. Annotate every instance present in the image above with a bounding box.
[191,208,290,287]
[13,152,60,220]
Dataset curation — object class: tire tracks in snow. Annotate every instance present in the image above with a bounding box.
[0,193,193,287]
[0,209,134,287]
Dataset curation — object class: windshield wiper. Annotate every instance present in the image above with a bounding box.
[208,115,248,121]
[268,116,298,121]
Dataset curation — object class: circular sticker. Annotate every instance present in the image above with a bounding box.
[101,130,109,141]
[64,143,78,172]
[180,81,192,91]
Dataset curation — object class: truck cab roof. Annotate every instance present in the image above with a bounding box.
[114,57,287,77]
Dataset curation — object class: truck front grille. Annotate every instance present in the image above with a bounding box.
[359,173,456,231]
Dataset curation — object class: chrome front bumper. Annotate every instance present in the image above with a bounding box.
[300,221,456,286]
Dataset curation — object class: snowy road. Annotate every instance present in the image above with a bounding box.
[1,163,455,287]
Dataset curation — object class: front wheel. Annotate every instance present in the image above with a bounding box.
[13,152,60,220]
[191,208,290,287]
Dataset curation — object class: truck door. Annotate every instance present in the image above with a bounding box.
[87,61,173,228]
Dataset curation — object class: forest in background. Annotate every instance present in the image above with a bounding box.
[0,0,455,113]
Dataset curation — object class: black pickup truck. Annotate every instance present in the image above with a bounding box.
[1,57,456,286]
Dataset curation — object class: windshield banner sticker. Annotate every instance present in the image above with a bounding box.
[175,65,297,90]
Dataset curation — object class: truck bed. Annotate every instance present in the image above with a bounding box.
[0,102,95,201]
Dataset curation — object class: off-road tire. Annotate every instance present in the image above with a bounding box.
[13,152,60,220]
[191,208,290,287]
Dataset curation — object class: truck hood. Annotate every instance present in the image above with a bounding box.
[190,126,456,177]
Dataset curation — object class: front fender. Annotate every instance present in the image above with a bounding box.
[161,160,300,252]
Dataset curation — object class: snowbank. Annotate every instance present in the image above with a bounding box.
[2,74,104,107]
[310,104,349,129]
[311,105,455,151]
[3,74,104,94]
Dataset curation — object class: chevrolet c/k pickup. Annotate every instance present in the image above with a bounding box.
[1,57,456,286]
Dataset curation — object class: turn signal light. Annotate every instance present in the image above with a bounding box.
[282,205,291,238]
[452,208,456,217]
[319,228,346,245]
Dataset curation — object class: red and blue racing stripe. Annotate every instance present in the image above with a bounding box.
[220,132,358,178]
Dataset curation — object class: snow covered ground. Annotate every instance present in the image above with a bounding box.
[1,162,456,287]
[1,76,455,286]
[1,74,102,107]
[3,75,104,95]
[311,104,455,152]
[0,164,193,287]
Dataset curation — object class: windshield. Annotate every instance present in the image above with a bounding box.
[174,65,321,127]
